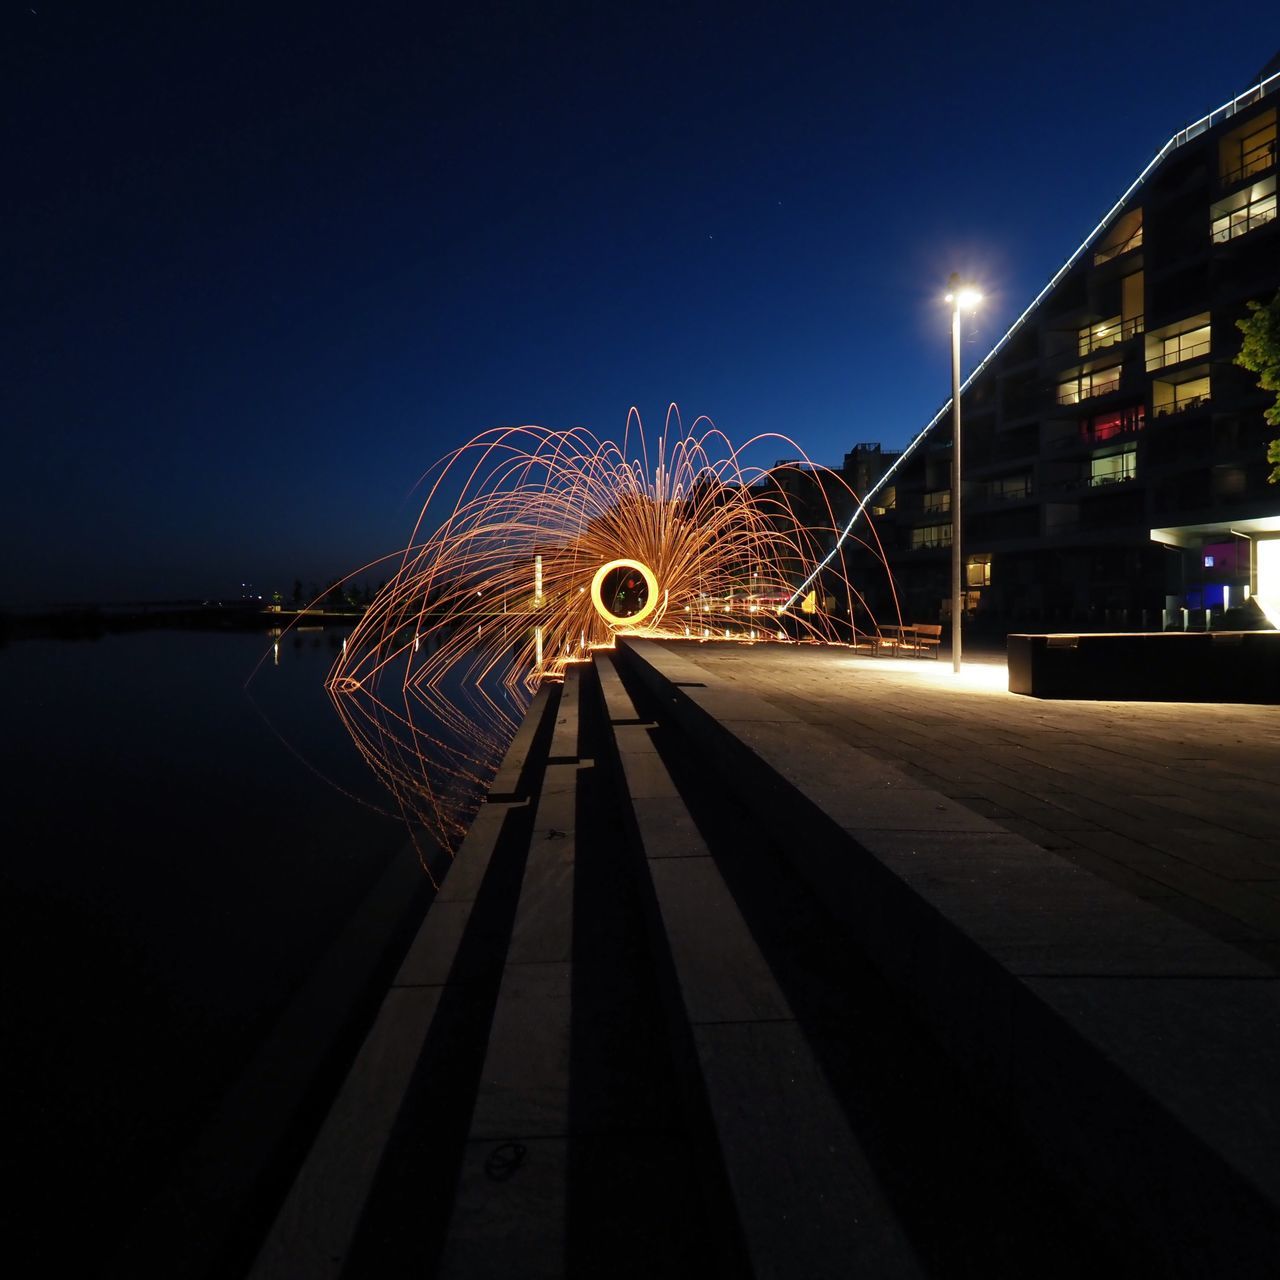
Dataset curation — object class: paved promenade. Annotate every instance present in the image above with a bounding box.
[671,641,1280,971]
[236,637,1279,1277]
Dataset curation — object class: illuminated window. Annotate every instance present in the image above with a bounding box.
[1058,365,1121,404]
[966,553,992,587]
[1078,316,1123,357]
[1090,447,1136,487]
[1210,176,1276,242]
[923,489,951,514]
[1093,208,1143,265]
[1219,110,1276,186]
[1086,406,1145,443]
[1145,316,1210,371]
[1153,375,1211,416]
[911,524,952,550]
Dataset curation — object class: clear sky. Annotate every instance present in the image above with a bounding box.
[4,1,1274,603]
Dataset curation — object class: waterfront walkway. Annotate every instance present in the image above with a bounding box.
[681,641,1280,970]
[235,638,1279,1279]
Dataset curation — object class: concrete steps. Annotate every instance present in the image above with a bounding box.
[597,653,926,1279]
[616,636,1280,1278]
[241,636,1279,1276]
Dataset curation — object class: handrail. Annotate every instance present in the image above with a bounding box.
[1146,336,1211,370]
[1093,227,1144,264]
[1079,313,1144,355]
[1218,139,1276,188]
[1058,375,1122,404]
[1212,201,1277,242]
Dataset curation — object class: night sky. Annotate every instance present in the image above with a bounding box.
[4,2,1271,604]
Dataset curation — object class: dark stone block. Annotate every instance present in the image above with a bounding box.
[1008,631,1280,702]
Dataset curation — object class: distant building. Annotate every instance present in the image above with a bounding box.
[859,65,1279,633]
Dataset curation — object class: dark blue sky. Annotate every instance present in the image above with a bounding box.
[4,1,1272,603]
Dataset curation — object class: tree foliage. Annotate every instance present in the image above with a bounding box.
[1234,289,1280,483]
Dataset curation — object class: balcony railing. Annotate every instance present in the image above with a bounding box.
[1219,139,1276,188]
[984,482,1033,503]
[1058,374,1121,405]
[1089,469,1137,488]
[1211,199,1277,242]
[910,530,952,550]
[1153,392,1211,418]
[1146,334,1211,371]
[1078,314,1143,357]
[1093,227,1144,265]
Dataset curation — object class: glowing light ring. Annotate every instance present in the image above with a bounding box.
[591,558,660,628]
[325,406,905,864]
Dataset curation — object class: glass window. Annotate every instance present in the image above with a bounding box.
[966,554,992,588]
[1093,208,1143,264]
[1088,406,1145,442]
[1059,366,1121,404]
[910,524,952,550]
[1091,448,1137,487]
[923,489,950,514]
[1210,176,1276,242]
[1153,376,1211,416]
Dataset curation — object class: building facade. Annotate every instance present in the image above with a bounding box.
[858,67,1279,635]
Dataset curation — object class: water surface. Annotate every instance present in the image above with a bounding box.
[1,627,420,1262]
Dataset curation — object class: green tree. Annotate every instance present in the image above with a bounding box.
[1234,289,1280,483]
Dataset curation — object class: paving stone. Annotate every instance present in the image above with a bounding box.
[249,987,443,1280]
[468,961,573,1141]
[631,795,712,859]
[1013,975,1280,1271]
[396,900,491,986]
[437,1135,568,1280]
[855,830,1270,977]
[648,856,791,1025]
[436,801,521,903]
[692,1020,923,1279]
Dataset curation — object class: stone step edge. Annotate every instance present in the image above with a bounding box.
[616,637,1280,1277]
[594,652,926,1280]
[247,683,559,1279]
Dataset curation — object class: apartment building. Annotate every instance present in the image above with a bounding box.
[861,64,1279,634]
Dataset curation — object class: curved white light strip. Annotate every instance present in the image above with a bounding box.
[785,68,1280,611]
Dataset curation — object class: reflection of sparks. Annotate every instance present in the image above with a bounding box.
[327,406,899,863]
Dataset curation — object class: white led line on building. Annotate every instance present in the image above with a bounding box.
[785,68,1280,612]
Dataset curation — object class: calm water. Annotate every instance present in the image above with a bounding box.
[0,626,435,1262]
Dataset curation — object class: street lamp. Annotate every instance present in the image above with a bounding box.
[945,274,982,673]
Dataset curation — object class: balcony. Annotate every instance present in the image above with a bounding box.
[982,478,1033,504]
[1057,370,1122,405]
[1088,468,1137,489]
[910,525,952,551]
[1093,226,1143,265]
[1153,392,1211,418]
[1146,326,1211,372]
[1092,208,1144,265]
[1218,136,1276,189]
[1210,177,1276,243]
[1077,314,1143,358]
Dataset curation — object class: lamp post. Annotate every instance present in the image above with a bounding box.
[945,274,981,674]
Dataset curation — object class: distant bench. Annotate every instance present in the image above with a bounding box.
[859,623,942,658]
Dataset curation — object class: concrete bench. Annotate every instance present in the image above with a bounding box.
[1008,630,1280,702]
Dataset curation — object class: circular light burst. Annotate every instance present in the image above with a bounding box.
[326,406,896,862]
[591,558,660,628]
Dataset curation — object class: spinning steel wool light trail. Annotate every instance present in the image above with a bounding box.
[327,407,896,861]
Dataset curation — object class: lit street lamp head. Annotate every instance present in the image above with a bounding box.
[945,273,983,309]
